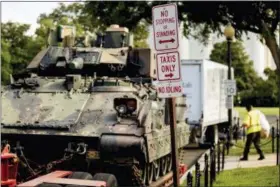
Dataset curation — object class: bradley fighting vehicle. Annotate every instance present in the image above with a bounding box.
[1,24,190,185]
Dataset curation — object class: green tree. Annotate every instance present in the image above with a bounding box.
[85,1,280,73]
[210,40,259,92]
[84,1,150,31]
[1,22,40,76]
[132,21,149,48]
[35,2,149,48]
[1,40,12,84]
[84,1,151,47]
[35,3,91,47]
[262,68,279,104]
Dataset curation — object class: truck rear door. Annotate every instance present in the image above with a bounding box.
[182,64,201,124]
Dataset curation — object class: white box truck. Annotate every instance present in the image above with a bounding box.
[181,59,237,146]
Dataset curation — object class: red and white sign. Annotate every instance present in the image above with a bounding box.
[152,3,179,51]
[155,81,183,98]
[152,3,183,98]
[156,51,181,82]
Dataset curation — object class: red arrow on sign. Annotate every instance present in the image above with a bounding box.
[165,73,174,78]
[159,38,175,44]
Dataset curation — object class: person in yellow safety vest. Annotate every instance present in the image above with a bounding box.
[240,104,265,161]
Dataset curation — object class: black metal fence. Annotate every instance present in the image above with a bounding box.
[276,118,280,165]
[186,141,226,187]
[186,118,280,187]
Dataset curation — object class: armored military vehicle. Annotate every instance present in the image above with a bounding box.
[1,24,190,186]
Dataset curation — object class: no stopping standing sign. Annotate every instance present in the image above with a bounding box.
[152,3,179,51]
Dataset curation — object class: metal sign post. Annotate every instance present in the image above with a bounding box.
[152,3,182,187]
[168,97,180,187]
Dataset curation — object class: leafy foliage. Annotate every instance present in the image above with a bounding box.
[2,1,279,88]
[1,40,12,84]
[85,1,280,72]
[210,40,279,107]
[1,2,151,85]
[1,22,32,69]
[210,40,259,91]
[84,1,152,31]
[132,21,150,48]
[242,68,279,107]
[35,3,92,47]
[36,2,149,48]
[1,22,42,83]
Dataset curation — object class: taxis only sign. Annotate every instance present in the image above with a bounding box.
[156,51,181,81]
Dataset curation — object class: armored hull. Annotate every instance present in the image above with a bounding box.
[1,76,190,184]
[1,24,191,185]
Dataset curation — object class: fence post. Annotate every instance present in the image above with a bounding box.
[213,145,216,182]
[187,172,193,187]
[210,147,214,187]
[222,141,225,170]
[242,126,246,142]
[276,118,279,165]
[204,154,209,187]
[195,162,200,187]
[226,129,230,155]
[217,141,220,174]
[277,130,279,165]
[237,117,240,140]
[237,117,240,126]
[272,127,275,153]
[233,125,237,143]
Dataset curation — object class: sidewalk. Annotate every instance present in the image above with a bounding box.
[179,152,278,185]
[196,153,277,171]
[222,153,277,170]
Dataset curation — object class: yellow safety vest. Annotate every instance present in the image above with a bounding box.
[243,110,262,135]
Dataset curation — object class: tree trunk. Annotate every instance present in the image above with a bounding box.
[261,20,280,75]
[263,35,280,75]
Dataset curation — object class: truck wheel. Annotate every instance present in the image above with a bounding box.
[67,172,93,180]
[93,173,118,187]
[65,172,94,187]
[208,125,218,144]
[37,184,62,187]
[199,125,218,148]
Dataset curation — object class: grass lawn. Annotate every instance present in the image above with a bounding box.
[181,166,279,187]
[228,138,273,156]
[214,166,279,186]
[235,107,279,119]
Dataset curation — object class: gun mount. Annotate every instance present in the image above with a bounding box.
[24,24,156,80]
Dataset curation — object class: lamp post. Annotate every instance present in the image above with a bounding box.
[224,24,235,147]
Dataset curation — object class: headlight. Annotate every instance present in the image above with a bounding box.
[114,97,137,117]
[126,100,136,112]
[117,104,127,114]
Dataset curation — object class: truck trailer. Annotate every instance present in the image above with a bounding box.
[180,59,238,146]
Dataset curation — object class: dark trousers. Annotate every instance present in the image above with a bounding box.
[243,131,264,158]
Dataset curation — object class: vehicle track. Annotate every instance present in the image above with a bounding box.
[131,147,209,187]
